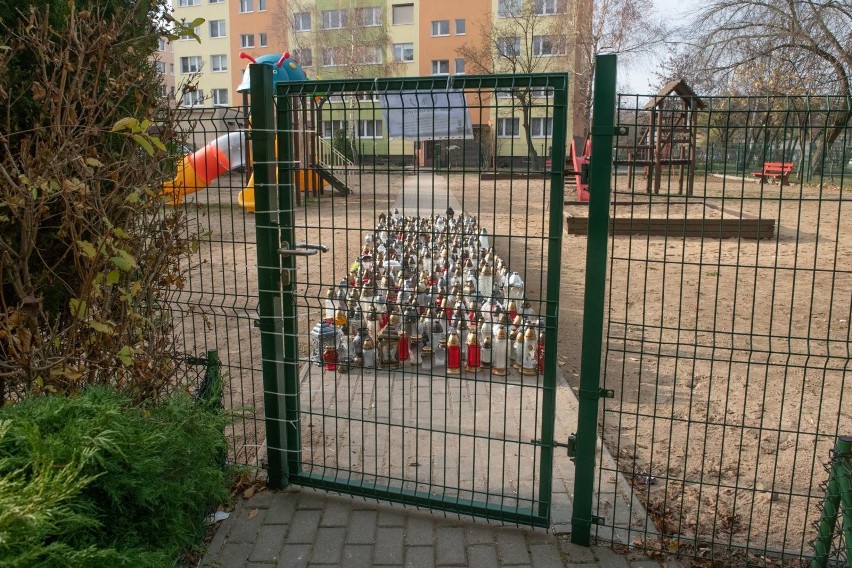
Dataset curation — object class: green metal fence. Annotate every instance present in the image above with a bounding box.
[575,68,852,563]
[165,106,267,468]
[251,65,569,526]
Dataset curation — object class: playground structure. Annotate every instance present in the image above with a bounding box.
[618,79,704,195]
[162,52,332,213]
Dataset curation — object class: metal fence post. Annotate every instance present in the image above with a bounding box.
[571,53,617,546]
[811,435,852,568]
[251,64,289,489]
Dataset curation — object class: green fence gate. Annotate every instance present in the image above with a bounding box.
[250,65,569,526]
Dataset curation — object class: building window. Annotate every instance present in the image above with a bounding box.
[393,43,414,63]
[259,33,268,47]
[357,120,383,138]
[498,0,521,17]
[211,54,228,72]
[178,0,200,6]
[240,34,255,48]
[530,117,554,137]
[322,120,347,138]
[497,117,520,137]
[169,63,174,75]
[154,61,166,74]
[209,20,226,38]
[431,20,450,36]
[293,12,311,31]
[455,19,466,35]
[158,38,167,51]
[179,26,199,40]
[211,89,229,106]
[535,0,567,14]
[208,0,223,3]
[357,6,382,27]
[532,35,566,56]
[239,0,253,13]
[258,0,267,10]
[294,48,313,67]
[362,46,383,64]
[182,90,204,107]
[497,36,521,58]
[322,9,347,29]
[431,59,449,75]
[455,58,465,74]
[179,56,203,73]
[392,3,414,25]
[322,48,342,67]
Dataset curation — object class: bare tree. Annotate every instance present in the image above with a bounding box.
[457,0,575,159]
[688,0,852,171]
[274,0,401,80]
[579,0,667,124]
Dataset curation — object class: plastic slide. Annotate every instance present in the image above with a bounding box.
[237,169,326,213]
[162,131,247,206]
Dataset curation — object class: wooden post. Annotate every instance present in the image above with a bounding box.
[678,146,686,194]
[627,151,634,191]
[647,108,656,194]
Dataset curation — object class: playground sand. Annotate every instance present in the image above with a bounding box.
[177,171,850,556]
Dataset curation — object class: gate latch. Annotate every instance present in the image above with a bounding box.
[531,433,577,460]
[278,242,327,285]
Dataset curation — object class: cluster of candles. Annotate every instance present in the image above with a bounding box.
[309,208,545,377]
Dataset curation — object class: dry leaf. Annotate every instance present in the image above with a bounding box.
[248,508,258,519]
[243,485,256,500]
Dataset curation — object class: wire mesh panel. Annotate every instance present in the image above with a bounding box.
[257,72,569,526]
[165,106,266,468]
[590,94,852,563]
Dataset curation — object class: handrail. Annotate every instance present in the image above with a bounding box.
[317,136,354,169]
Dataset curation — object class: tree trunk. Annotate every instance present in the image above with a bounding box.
[517,93,538,165]
[810,109,851,176]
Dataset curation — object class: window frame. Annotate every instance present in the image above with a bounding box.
[322,119,348,138]
[211,88,229,107]
[258,0,267,10]
[321,9,348,30]
[393,43,414,63]
[321,47,342,67]
[240,34,255,48]
[530,117,554,138]
[179,55,203,74]
[497,117,520,137]
[238,0,253,13]
[431,20,450,37]
[431,59,449,75]
[497,36,521,58]
[455,19,466,35]
[294,48,313,67]
[498,0,521,17]
[454,58,466,75]
[259,32,268,47]
[356,6,383,27]
[293,11,312,32]
[391,3,414,25]
[178,0,200,7]
[356,119,383,139]
[534,0,567,15]
[209,19,226,39]
[210,54,228,72]
[182,89,204,107]
[532,35,566,56]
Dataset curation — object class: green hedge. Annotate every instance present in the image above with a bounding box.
[0,388,230,567]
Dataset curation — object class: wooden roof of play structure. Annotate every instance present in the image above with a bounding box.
[643,79,706,110]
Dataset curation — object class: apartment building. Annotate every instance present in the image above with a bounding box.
[170,0,591,163]
[154,38,176,101]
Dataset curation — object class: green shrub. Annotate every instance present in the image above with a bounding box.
[0,388,230,567]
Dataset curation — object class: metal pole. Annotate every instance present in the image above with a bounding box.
[251,64,289,488]
[538,73,570,520]
[571,53,617,546]
[811,435,852,568]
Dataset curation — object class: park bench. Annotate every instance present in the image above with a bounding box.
[752,162,794,185]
